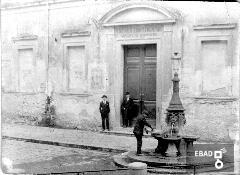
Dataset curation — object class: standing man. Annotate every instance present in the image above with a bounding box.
[99,95,110,131]
[133,110,153,155]
[121,92,134,127]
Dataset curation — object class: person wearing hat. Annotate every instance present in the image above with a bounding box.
[99,95,110,131]
[133,110,153,155]
[121,92,134,127]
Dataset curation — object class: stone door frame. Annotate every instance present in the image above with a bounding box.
[116,38,162,129]
[98,2,181,130]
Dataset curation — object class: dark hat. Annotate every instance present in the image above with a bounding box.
[125,92,130,95]
[101,95,107,98]
[142,110,149,116]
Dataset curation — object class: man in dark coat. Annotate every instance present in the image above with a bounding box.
[99,95,110,131]
[133,110,153,155]
[121,92,134,127]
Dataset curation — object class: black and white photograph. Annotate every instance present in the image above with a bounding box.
[1,0,240,174]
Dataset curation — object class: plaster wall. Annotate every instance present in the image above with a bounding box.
[1,1,240,141]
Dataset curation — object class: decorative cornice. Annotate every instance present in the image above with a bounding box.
[12,34,38,41]
[1,0,83,10]
[193,23,237,30]
[59,92,91,97]
[193,96,239,103]
[61,31,91,38]
[102,19,176,27]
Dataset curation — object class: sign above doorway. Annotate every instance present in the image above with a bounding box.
[114,24,163,40]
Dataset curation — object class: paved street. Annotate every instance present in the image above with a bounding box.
[2,139,119,174]
[2,124,238,175]
[2,123,158,152]
[1,123,158,175]
[2,139,233,175]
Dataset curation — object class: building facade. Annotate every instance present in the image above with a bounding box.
[1,0,240,142]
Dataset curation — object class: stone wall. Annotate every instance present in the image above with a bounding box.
[1,0,240,140]
[1,93,45,125]
[52,93,116,130]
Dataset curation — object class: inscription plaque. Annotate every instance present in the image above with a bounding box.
[115,24,162,40]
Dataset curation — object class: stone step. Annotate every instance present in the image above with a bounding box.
[148,168,193,174]
[100,129,152,138]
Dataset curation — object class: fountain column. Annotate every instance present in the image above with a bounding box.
[165,72,186,136]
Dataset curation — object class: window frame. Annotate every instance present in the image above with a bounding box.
[195,35,233,97]
[13,38,38,93]
[63,42,88,94]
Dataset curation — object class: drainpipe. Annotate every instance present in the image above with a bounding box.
[46,0,50,96]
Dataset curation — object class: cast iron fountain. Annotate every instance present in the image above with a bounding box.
[113,73,220,174]
[152,72,198,158]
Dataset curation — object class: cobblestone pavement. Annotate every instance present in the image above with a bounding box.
[2,124,238,175]
[2,139,235,175]
[2,139,120,174]
[2,123,158,152]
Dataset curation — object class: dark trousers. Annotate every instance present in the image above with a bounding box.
[123,110,132,127]
[101,114,109,130]
[134,132,142,154]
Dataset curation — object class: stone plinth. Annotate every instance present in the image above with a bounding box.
[128,162,147,175]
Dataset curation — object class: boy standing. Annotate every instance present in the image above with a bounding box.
[133,110,153,155]
[99,95,110,131]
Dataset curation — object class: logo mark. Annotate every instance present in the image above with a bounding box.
[214,149,225,169]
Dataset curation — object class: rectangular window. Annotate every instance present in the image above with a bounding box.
[18,48,34,92]
[67,45,86,92]
[201,40,229,96]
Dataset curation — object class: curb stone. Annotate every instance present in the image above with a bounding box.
[2,136,126,153]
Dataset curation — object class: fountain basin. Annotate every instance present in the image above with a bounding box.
[151,131,199,157]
